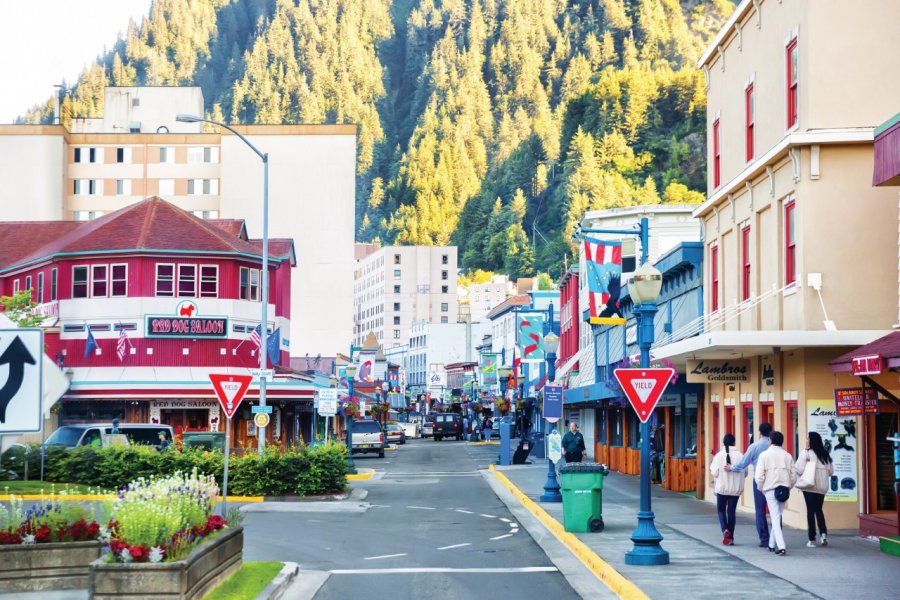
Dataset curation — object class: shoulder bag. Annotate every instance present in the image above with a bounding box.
[796,451,817,490]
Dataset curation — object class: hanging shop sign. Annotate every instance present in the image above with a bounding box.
[145,301,227,339]
[832,387,879,416]
[851,354,883,376]
[807,399,858,502]
[685,359,751,383]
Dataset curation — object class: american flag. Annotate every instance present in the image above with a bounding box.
[116,325,128,362]
[248,324,262,350]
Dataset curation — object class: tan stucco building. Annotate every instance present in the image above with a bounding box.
[655,0,900,532]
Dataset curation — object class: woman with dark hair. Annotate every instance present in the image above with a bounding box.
[710,433,746,545]
[795,431,834,547]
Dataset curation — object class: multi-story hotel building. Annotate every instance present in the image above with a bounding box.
[0,197,320,444]
[654,0,900,532]
[0,86,356,356]
[353,244,459,348]
[459,274,515,321]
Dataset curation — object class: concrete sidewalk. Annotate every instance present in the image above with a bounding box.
[490,463,896,600]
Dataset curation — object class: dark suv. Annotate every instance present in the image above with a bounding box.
[433,413,464,441]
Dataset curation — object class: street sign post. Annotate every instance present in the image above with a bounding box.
[548,429,562,463]
[251,405,273,414]
[208,374,253,517]
[543,384,563,423]
[317,389,338,441]
[0,329,43,434]
[613,368,675,423]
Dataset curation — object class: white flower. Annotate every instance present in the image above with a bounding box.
[120,549,133,563]
[149,546,165,563]
[97,525,111,542]
[22,534,36,545]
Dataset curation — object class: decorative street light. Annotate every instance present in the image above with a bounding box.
[177,114,270,457]
[498,366,513,399]
[380,380,390,425]
[345,362,358,473]
[540,332,562,502]
[624,261,668,566]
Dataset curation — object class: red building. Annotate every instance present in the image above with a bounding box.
[554,266,580,386]
[0,197,319,446]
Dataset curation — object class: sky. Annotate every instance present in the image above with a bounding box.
[0,0,153,123]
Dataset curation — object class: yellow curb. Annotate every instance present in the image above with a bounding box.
[467,441,501,446]
[491,469,649,600]
[219,496,264,502]
[386,447,398,451]
[346,469,374,481]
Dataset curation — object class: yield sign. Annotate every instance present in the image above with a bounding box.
[209,374,253,419]
[613,368,675,423]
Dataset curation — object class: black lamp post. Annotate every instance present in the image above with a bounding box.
[540,332,562,502]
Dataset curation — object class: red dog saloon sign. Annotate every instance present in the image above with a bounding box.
[145,301,228,339]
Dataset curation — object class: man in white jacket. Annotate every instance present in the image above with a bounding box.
[754,431,797,555]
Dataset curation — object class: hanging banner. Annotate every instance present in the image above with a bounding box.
[583,237,625,325]
[517,313,545,363]
[808,399,858,503]
[480,353,498,386]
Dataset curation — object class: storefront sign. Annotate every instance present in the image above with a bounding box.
[150,399,221,432]
[808,399,858,503]
[685,359,751,383]
[761,361,776,387]
[851,354,883,376]
[833,388,879,416]
[543,385,563,422]
[145,302,227,338]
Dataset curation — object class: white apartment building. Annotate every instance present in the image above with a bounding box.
[0,86,356,356]
[459,274,515,321]
[353,244,458,348]
[406,319,486,395]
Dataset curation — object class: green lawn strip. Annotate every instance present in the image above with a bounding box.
[204,561,284,600]
[0,481,104,495]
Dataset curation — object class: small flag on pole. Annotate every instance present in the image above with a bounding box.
[84,329,98,358]
[248,324,262,350]
[266,328,281,366]
[116,324,128,362]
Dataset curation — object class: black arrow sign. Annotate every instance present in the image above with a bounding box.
[0,336,36,424]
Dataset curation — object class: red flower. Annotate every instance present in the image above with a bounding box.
[0,531,22,545]
[34,525,52,543]
[205,515,227,533]
[108,539,128,555]
[129,545,147,560]
[86,521,101,539]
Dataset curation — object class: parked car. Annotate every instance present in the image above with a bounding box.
[350,419,385,457]
[384,423,406,445]
[44,424,174,449]
[433,413,464,441]
[421,415,436,438]
[398,422,420,439]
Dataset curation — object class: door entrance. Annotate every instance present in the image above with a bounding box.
[162,409,210,437]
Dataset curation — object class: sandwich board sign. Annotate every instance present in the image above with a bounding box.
[613,368,675,423]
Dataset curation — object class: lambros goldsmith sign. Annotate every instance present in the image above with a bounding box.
[685,359,751,383]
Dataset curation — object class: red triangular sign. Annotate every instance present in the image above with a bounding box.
[613,368,675,423]
[210,374,253,419]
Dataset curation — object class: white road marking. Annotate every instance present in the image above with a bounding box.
[455,509,474,514]
[407,505,437,510]
[499,518,511,523]
[479,514,496,519]
[490,534,513,541]
[437,543,471,550]
[369,504,391,508]
[364,553,408,561]
[331,567,558,575]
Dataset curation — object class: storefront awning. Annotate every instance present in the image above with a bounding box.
[829,331,900,372]
[564,381,617,405]
[653,329,890,366]
[873,112,900,186]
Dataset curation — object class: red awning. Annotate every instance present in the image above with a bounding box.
[829,331,900,372]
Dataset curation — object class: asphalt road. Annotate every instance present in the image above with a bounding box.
[242,438,581,600]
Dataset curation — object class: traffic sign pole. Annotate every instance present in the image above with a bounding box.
[222,416,231,517]
[209,374,252,518]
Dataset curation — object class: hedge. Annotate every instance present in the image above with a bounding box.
[0,442,349,497]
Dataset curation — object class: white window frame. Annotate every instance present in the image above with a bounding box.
[24,276,32,296]
[158,179,175,196]
[13,280,19,293]
[177,264,197,297]
[159,147,175,164]
[51,268,58,301]
[116,147,131,164]
[91,264,108,298]
[110,263,128,297]
[155,263,175,297]
[199,264,219,298]
[72,265,89,298]
[187,147,205,163]
[116,179,131,196]
[37,272,44,303]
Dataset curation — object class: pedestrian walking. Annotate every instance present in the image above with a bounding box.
[710,433,747,545]
[754,431,796,556]
[794,431,834,547]
[483,417,493,441]
[725,422,772,547]
[561,422,586,463]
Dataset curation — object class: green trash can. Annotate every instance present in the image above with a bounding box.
[182,432,226,452]
[560,463,609,533]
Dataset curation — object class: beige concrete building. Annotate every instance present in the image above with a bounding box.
[0,87,356,356]
[353,245,458,349]
[654,0,900,532]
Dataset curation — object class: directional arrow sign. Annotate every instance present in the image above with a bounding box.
[613,367,675,423]
[209,374,253,419]
[0,329,43,433]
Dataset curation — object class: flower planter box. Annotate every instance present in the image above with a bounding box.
[0,540,102,593]
[89,526,243,600]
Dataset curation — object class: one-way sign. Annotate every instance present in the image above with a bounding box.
[0,329,43,433]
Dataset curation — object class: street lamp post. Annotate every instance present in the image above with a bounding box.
[540,332,562,503]
[380,381,389,426]
[176,114,270,457]
[624,262,668,566]
[345,362,358,473]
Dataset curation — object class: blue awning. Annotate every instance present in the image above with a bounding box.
[564,382,617,405]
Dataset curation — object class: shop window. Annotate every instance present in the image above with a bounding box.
[673,396,698,457]
[111,264,127,297]
[742,404,755,451]
[609,407,624,446]
[761,402,774,431]
[156,264,174,297]
[785,401,798,457]
[874,411,900,511]
[627,412,640,449]
[597,406,607,445]
[724,406,735,442]
[178,264,197,297]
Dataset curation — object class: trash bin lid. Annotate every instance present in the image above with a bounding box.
[559,462,610,474]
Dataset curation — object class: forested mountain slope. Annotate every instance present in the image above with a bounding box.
[22,0,734,279]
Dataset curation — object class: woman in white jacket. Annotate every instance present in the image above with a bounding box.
[755,431,797,555]
[795,431,835,548]
[710,433,747,545]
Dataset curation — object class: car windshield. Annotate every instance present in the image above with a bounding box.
[45,427,86,447]
[354,420,382,433]
[387,424,401,431]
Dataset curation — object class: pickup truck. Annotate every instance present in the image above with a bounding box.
[351,419,385,457]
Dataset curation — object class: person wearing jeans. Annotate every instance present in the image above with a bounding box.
[710,433,747,545]
[755,431,797,555]
[795,431,834,547]
[725,422,772,547]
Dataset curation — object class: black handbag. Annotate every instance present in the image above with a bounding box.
[774,485,790,502]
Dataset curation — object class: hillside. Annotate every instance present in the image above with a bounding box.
[21,0,734,280]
